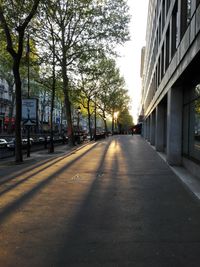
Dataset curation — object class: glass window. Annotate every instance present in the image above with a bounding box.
[183,84,200,161]
[187,0,191,24]
[162,0,166,30]
[166,0,170,12]
[165,27,170,69]
[195,84,200,98]
[194,98,200,151]
[171,2,178,57]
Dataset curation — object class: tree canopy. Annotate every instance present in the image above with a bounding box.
[0,0,132,161]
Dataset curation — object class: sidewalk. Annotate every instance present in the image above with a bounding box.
[0,135,200,266]
[1,137,200,203]
[157,150,200,202]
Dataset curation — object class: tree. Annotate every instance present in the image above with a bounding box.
[74,52,110,140]
[118,108,133,134]
[73,53,131,137]
[73,78,97,141]
[0,34,39,133]
[40,16,57,153]
[0,39,15,133]
[93,57,130,134]
[0,0,40,162]
[38,0,130,146]
[109,87,130,134]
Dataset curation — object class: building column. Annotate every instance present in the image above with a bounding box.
[155,103,165,151]
[167,87,183,165]
[150,111,155,145]
[147,116,150,142]
[143,119,147,139]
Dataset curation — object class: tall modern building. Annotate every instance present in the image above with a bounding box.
[141,0,200,177]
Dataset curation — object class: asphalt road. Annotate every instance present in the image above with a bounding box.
[0,135,200,267]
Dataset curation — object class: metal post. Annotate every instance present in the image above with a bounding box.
[27,34,30,157]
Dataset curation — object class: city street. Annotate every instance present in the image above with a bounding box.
[0,135,200,266]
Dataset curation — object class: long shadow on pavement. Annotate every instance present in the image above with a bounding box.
[0,142,100,224]
[0,142,95,185]
[52,135,200,267]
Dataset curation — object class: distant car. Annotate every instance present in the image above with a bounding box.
[47,136,56,140]
[22,138,33,146]
[7,139,15,150]
[132,123,142,135]
[38,136,56,142]
[7,137,33,150]
[0,139,8,148]
[38,136,45,142]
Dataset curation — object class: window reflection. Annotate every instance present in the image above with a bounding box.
[187,0,191,24]
[195,84,200,98]
[183,83,200,160]
[194,97,200,151]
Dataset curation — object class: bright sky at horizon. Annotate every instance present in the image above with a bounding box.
[116,0,149,124]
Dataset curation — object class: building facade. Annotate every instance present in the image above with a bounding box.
[0,79,13,133]
[141,0,200,177]
[0,78,65,134]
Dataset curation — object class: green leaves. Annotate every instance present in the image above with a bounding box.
[0,0,131,146]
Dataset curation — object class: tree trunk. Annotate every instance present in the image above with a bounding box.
[62,67,74,146]
[111,112,114,135]
[49,90,55,153]
[8,84,15,134]
[104,120,108,135]
[13,59,23,162]
[40,91,47,133]
[87,99,93,141]
[0,0,40,163]
[49,44,56,153]
[61,24,75,147]
[103,112,108,135]
[94,94,96,140]
[88,109,93,141]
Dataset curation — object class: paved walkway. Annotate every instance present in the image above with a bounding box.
[0,135,200,266]
[1,136,200,203]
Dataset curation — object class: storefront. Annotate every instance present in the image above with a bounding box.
[4,117,15,132]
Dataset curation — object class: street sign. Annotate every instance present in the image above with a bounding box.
[22,98,37,126]
[56,117,60,123]
[23,119,37,126]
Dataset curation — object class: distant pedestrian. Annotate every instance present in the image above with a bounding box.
[131,128,134,135]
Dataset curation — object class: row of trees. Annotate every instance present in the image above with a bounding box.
[0,0,133,162]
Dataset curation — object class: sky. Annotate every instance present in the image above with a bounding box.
[116,0,149,124]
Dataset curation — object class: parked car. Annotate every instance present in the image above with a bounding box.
[38,136,45,142]
[7,137,33,150]
[132,123,142,135]
[22,138,34,146]
[7,139,15,150]
[0,138,8,148]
